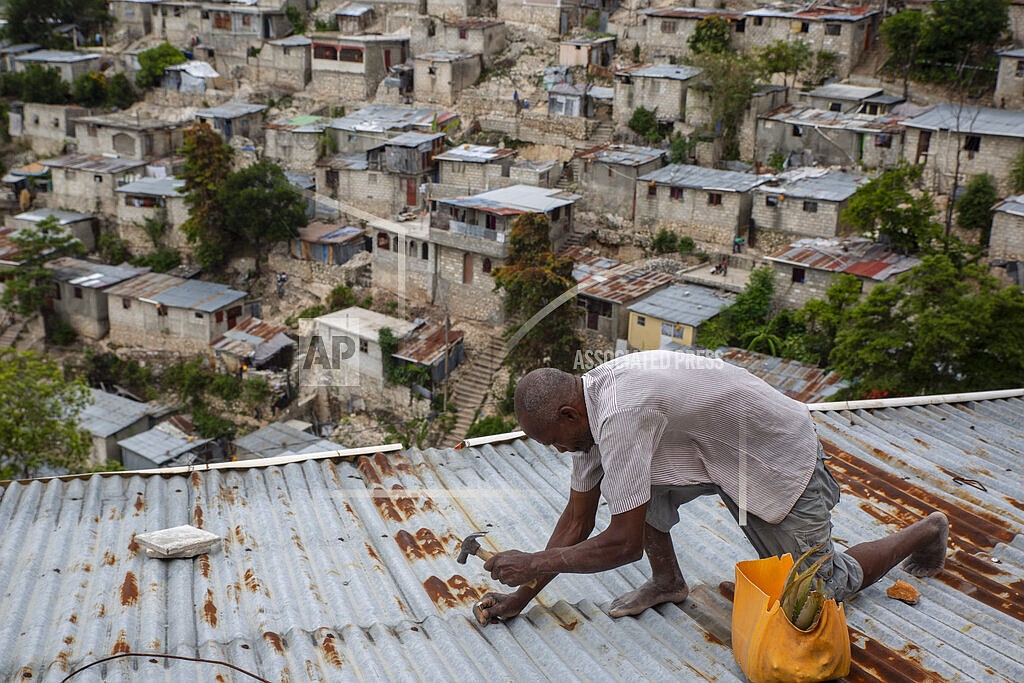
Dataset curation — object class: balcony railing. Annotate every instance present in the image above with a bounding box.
[449,220,506,243]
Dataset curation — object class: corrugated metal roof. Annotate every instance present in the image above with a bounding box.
[619,64,702,81]
[78,388,152,438]
[903,103,1024,138]
[13,49,98,63]
[575,143,665,167]
[445,16,502,28]
[196,102,266,119]
[165,60,219,79]
[40,153,147,174]
[1000,47,1024,58]
[232,422,342,458]
[580,264,673,304]
[435,144,516,163]
[416,50,477,62]
[393,324,464,365]
[297,223,364,243]
[14,208,93,225]
[763,104,908,134]
[441,185,580,214]
[746,4,879,21]
[716,347,846,403]
[267,114,329,130]
[334,1,373,16]
[807,84,883,101]
[210,316,293,359]
[115,176,186,197]
[151,278,247,313]
[386,131,445,147]
[640,6,743,19]
[994,194,1024,217]
[103,271,183,300]
[329,105,457,134]
[117,423,211,466]
[318,152,369,170]
[1,393,1022,681]
[640,164,768,193]
[768,237,921,281]
[46,257,148,288]
[628,283,734,325]
[0,43,40,55]
[756,168,866,202]
[562,35,616,45]
[269,34,312,46]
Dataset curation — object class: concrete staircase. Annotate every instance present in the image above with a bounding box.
[450,338,506,439]
[0,318,26,349]
[592,122,615,145]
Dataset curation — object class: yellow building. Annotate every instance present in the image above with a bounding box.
[627,284,734,351]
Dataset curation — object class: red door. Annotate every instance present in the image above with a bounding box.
[406,178,417,206]
[384,49,392,70]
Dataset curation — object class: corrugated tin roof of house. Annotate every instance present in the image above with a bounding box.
[435,144,516,163]
[165,60,220,79]
[103,271,183,300]
[334,1,373,16]
[716,347,846,403]
[806,83,883,101]
[12,49,99,63]
[746,4,879,21]
[150,278,246,313]
[0,43,40,55]
[393,324,465,365]
[639,163,768,192]
[386,131,445,147]
[444,16,503,28]
[574,143,665,167]
[902,103,1024,138]
[762,104,907,133]
[999,47,1024,58]
[619,63,702,81]
[767,237,921,281]
[329,104,457,133]
[285,171,315,189]
[995,194,1024,217]
[2,393,1022,681]
[579,264,674,304]
[627,283,734,325]
[40,153,148,174]
[297,223,364,243]
[756,169,866,202]
[641,6,743,19]
[14,208,93,224]
[562,35,616,45]
[442,184,580,213]
[210,316,292,358]
[267,114,329,130]
[115,176,186,197]
[46,257,148,288]
[74,105,196,130]
[78,388,152,438]
[549,81,587,97]
[232,421,342,458]
[317,152,369,170]
[117,423,211,466]
[195,101,266,119]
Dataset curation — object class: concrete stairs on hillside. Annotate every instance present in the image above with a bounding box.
[591,122,615,145]
[0,318,26,349]
[450,338,506,440]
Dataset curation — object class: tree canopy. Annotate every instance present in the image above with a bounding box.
[491,213,580,377]
[181,122,234,268]
[956,174,1000,248]
[831,255,1024,397]
[688,17,731,55]
[0,216,85,316]
[841,162,941,254]
[2,0,110,47]
[697,266,775,349]
[881,10,928,97]
[220,160,308,275]
[136,42,187,89]
[689,51,761,160]
[0,350,92,479]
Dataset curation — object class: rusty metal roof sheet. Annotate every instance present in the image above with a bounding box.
[103,271,182,300]
[574,143,665,167]
[716,347,846,403]
[297,223,364,243]
[767,237,921,281]
[1,392,1022,681]
[580,264,674,304]
[393,324,464,365]
[210,316,293,360]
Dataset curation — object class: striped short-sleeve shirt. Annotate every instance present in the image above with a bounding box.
[572,350,819,525]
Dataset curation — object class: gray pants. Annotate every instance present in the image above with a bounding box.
[646,447,864,601]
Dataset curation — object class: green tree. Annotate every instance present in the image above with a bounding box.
[689,52,761,160]
[492,213,580,377]
[798,273,863,368]
[688,16,731,55]
[466,414,519,439]
[136,42,187,89]
[285,6,306,34]
[0,216,85,316]
[757,40,812,89]
[6,64,70,104]
[668,132,696,163]
[801,50,838,88]
[181,121,234,267]
[831,255,1024,397]
[919,0,1008,78]
[697,266,775,349]
[881,10,929,98]
[106,73,138,110]
[841,162,941,254]
[956,173,1000,248]
[652,228,679,254]
[71,72,107,108]
[628,106,661,143]
[0,350,92,479]
[219,160,308,276]
[2,0,110,47]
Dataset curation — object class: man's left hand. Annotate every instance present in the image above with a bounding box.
[483,550,542,587]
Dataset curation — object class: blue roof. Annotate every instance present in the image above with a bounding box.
[628,284,734,325]
[78,389,151,438]
[150,279,246,313]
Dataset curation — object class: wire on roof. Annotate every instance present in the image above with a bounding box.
[60,652,270,682]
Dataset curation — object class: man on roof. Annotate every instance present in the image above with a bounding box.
[477,350,949,623]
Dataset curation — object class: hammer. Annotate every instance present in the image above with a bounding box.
[456,531,536,625]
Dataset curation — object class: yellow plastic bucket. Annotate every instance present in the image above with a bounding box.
[732,555,851,683]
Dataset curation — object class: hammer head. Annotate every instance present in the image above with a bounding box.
[456,531,488,564]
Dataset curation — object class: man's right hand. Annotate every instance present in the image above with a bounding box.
[474,591,528,625]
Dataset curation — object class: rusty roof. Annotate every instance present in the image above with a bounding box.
[767,237,921,281]
[717,347,846,403]
[210,316,292,358]
[579,264,673,304]
[393,324,465,365]
[0,391,1022,681]
[103,271,184,300]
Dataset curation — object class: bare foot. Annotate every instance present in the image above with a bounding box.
[609,579,689,618]
[901,512,949,577]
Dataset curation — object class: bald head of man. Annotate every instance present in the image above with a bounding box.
[514,367,594,453]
